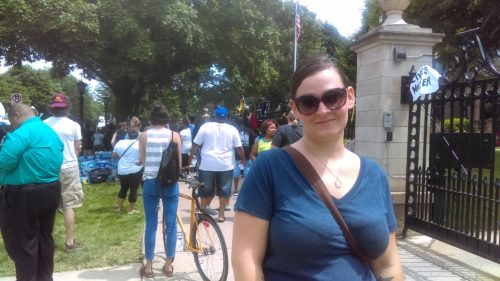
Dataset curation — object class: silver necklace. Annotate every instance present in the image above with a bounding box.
[304,144,345,189]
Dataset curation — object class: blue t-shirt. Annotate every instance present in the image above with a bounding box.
[235,149,397,281]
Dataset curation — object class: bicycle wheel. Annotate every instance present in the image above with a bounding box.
[191,213,228,281]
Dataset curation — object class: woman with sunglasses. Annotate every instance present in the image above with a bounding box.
[233,55,403,281]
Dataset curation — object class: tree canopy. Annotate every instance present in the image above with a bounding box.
[0,66,102,124]
[0,0,357,123]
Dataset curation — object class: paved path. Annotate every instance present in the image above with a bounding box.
[1,182,499,280]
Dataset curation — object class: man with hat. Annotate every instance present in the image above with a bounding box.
[188,106,246,222]
[44,93,84,251]
[0,103,63,280]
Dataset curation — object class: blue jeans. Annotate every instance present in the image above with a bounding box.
[198,169,233,198]
[232,160,252,178]
[142,179,179,260]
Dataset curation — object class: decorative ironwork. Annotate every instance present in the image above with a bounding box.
[443,4,500,82]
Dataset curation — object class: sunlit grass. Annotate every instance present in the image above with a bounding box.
[0,182,144,277]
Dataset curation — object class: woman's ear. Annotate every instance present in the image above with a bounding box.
[346,86,356,109]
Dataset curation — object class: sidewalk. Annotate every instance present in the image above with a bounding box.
[1,182,499,280]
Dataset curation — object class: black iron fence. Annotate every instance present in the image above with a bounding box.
[404,7,500,262]
[404,78,500,263]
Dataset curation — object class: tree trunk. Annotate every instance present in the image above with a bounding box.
[111,78,139,122]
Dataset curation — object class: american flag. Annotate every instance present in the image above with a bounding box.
[295,14,301,41]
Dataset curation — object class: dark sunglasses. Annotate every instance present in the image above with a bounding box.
[294,88,347,116]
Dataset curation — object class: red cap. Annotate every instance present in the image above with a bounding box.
[50,93,68,108]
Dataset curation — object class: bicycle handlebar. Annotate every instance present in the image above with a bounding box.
[179,171,204,189]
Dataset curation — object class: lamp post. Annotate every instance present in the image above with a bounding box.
[77,80,87,126]
[103,95,110,124]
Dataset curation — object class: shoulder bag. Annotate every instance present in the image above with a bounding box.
[283,146,369,264]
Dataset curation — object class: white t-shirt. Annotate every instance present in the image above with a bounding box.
[180,127,192,154]
[113,139,142,175]
[44,116,82,169]
[193,121,242,171]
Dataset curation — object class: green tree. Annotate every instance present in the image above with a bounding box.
[0,0,354,120]
[0,0,210,120]
[0,66,100,125]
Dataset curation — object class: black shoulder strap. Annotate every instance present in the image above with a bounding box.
[119,139,137,158]
[283,146,369,263]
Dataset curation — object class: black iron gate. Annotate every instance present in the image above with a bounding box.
[403,18,500,263]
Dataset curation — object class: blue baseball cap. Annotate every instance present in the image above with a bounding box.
[215,106,229,119]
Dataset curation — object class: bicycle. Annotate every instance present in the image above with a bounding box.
[162,170,229,281]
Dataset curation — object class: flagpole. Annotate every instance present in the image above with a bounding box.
[293,0,298,71]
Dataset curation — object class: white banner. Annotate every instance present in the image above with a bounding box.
[410,65,441,102]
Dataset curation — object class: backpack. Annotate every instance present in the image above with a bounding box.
[88,167,111,184]
[156,130,180,186]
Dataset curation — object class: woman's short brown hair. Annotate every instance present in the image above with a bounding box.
[291,55,346,99]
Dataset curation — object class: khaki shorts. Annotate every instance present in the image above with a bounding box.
[59,165,84,210]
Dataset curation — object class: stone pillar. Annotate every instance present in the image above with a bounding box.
[350,0,443,230]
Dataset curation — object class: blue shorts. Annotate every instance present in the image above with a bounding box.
[198,169,233,198]
[232,160,252,178]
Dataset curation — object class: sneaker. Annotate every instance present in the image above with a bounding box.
[225,204,231,211]
[65,240,81,252]
[201,207,218,216]
[233,190,238,196]
[127,209,140,215]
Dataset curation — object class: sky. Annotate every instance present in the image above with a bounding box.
[299,0,365,37]
[0,0,365,86]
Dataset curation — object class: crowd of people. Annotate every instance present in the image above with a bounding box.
[0,54,401,281]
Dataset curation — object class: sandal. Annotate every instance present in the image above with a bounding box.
[163,264,174,277]
[139,266,154,278]
[217,216,226,223]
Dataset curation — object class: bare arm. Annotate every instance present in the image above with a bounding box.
[173,132,182,170]
[236,146,246,165]
[369,232,403,281]
[250,141,258,161]
[74,139,82,155]
[110,132,117,147]
[139,131,147,166]
[232,211,269,281]
[188,142,200,166]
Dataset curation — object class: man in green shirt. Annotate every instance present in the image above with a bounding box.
[0,103,63,281]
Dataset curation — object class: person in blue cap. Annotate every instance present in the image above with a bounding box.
[188,106,246,222]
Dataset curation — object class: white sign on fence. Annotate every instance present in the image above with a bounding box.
[410,65,441,102]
